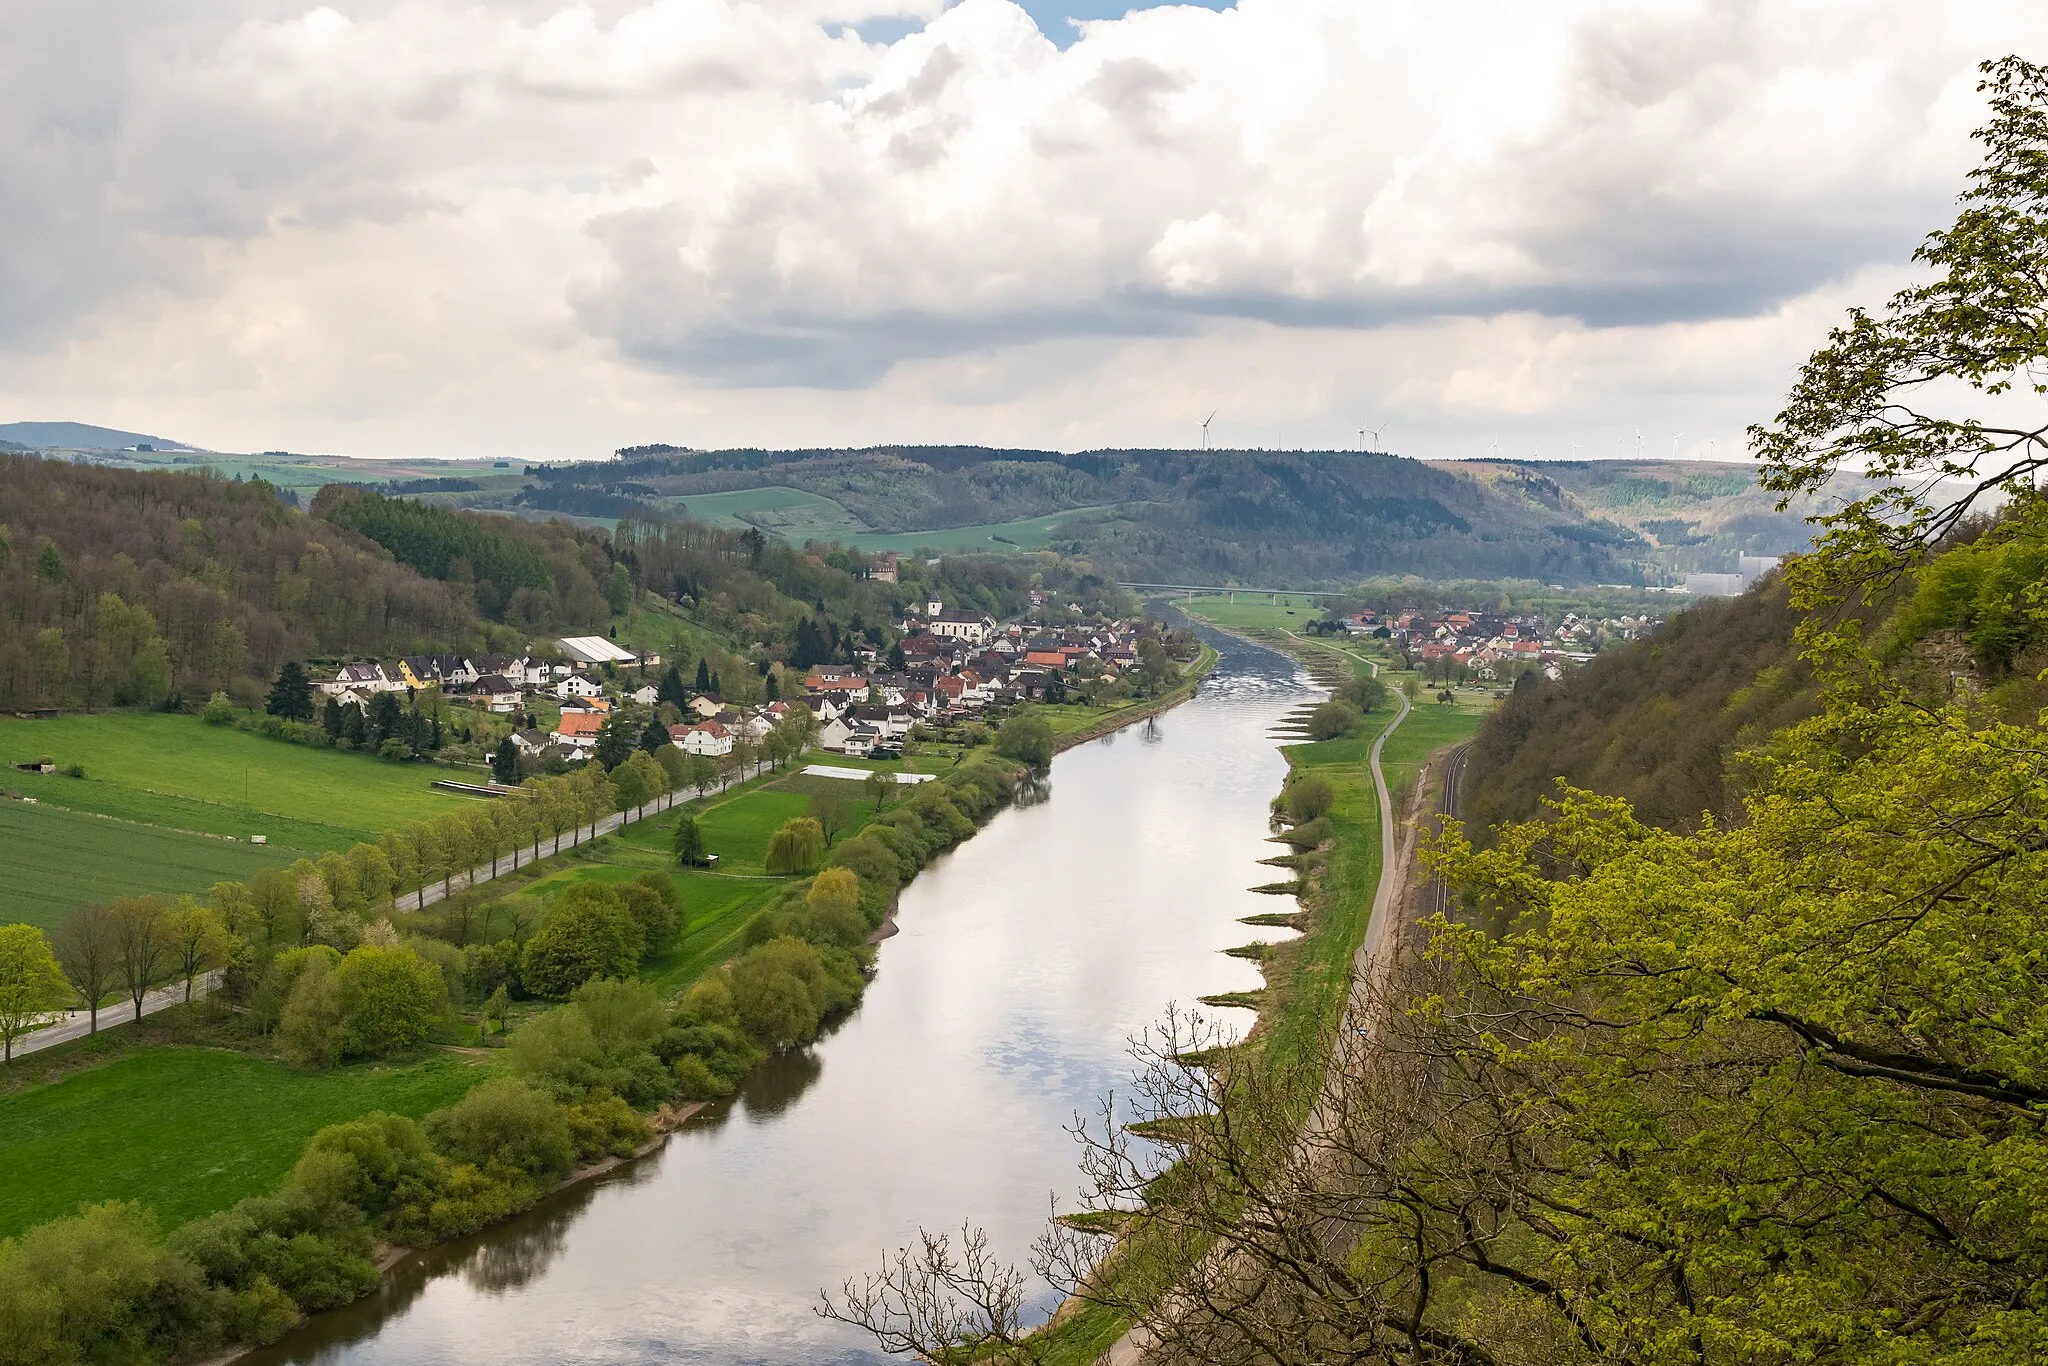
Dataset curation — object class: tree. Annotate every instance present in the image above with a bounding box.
[1281,773,1335,823]
[335,944,448,1059]
[491,736,521,785]
[201,690,236,725]
[165,900,235,1003]
[639,718,671,757]
[811,793,855,847]
[804,868,866,946]
[672,813,708,868]
[657,663,687,708]
[1304,698,1362,741]
[265,661,315,721]
[695,657,711,692]
[322,696,344,741]
[594,715,633,771]
[0,924,70,1062]
[995,712,1054,768]
[520,885,638,999]
[764,817,826,876]
[865,768,893,812]
[484,983,511,1034]
[684,752,719,796]
[109,896,173,1022]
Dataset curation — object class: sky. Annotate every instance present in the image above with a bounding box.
[2,0,2044,464]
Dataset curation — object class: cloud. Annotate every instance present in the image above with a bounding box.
[0,0,2041,457]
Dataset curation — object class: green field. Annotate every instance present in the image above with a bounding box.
[692,785,874,875]
[670,486,869,541]
[1177,594,1341,629]
[847,505,1129,554]
[0,802,307,930]
[0,713,468,844]
[0,1045,497,1238]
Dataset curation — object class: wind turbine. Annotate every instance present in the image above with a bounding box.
[1488,435,1504,459]
[1669,430,1684,459]
[1570,441,1581,460]
[1634,429,1645,460]
[1369,421,1390,450]
[1201,410,1217,452]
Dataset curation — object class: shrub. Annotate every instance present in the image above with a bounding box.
[615,875,678,956]
[1305,699,1363,741]
[424,1078,575,1184]
[462,939,521,999]
[672,1054,730,1102]
[519,885,638,999]
[566,1093,651,1163]
[284,1113,444,1225]
[1280,815,1335,851]
[1283,774,1336,823]
[0,1202,191,1366]
[201,691,238,724]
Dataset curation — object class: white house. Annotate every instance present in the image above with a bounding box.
[628,684,660,706]
[321,662,402,696]
[815,717,852,752]
[554,675,604,700]
[674,721,734,757]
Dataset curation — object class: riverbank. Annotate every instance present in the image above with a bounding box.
[1046,643,1219,755]
[1028,614,1469,1364]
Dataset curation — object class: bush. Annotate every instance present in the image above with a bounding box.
[424,1078,576,1184]
[520,885,639,999]
[1305,699,1364,741]
[1280,815,1335,851]
[201,691,237,725]
[0,1202,196,1366]
[462,939,521,999]
[671,1053,730,1102]
[1334,672,1390,713]
[567,1093,651,1162]
[171,1189,378,1313]
[284,1112,444,1225]
[1283,774,1336,823]
[615,874,678,956]
[728,936,862,1051]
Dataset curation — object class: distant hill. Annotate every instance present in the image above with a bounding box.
[508,445,1834,588]
[0,421,196,452]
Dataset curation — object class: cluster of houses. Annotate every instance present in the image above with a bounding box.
[315,609,1157,766]
[1338,608,1661,683]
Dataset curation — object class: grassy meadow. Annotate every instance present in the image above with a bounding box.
[0,1044,499,1238]
[0,712,469,844]
[0,802,307,930]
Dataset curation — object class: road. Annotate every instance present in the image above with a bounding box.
[18,759,783,1060]
[17,970,223,1059]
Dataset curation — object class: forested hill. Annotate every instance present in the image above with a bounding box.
[0,455,483,711]
[523,446,1654,586]
[1462,581,1818,834]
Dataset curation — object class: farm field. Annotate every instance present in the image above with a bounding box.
[0,802,308,930]
[846,504,1129,553]
[669,485,869,542]
[1178,593,1343,630]
[0,713,469,841]
[0,1045,498,1238]
[692,784,875,875]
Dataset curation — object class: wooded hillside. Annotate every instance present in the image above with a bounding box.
[0,456,480,711]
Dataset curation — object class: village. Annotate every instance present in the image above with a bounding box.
[313,599,1171,774]
[1333,606,1663,685]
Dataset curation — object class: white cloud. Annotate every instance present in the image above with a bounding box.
[0,0,2041,460]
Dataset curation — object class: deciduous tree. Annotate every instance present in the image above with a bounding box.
[0,924,70,1062]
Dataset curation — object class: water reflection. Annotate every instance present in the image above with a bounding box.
[247,620,1318,1366]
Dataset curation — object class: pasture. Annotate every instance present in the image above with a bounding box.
[670,486,869,542]
[0,713,468,841]
[0,802,306,930]
[0,1045,497,1238]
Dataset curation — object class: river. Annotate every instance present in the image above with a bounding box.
[245,624,1318,1366]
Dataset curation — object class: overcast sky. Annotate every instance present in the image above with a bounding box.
[2,0,2043,463]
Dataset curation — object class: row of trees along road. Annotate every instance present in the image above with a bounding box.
[824,59,2048,1366]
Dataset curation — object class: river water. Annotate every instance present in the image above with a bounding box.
[246,625,1316,1366]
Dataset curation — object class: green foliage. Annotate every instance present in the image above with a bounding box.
[1888,518,2048,672]
[316,488,552,618]
[333,944,449,1060]
[519,884,639,999]
[671,812,707,867]
[1418,689,2048,1358]
[763,816,825,875]
[994,710,1054,767]
[0,922,72,1061]
[1303,698,1362,741]
[424,1077,576,1184]
[1279,773,1335,824]
[265,661,314,721]
[728,935,862,1051]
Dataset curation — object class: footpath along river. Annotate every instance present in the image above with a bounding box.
[244,625,1320,1366]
